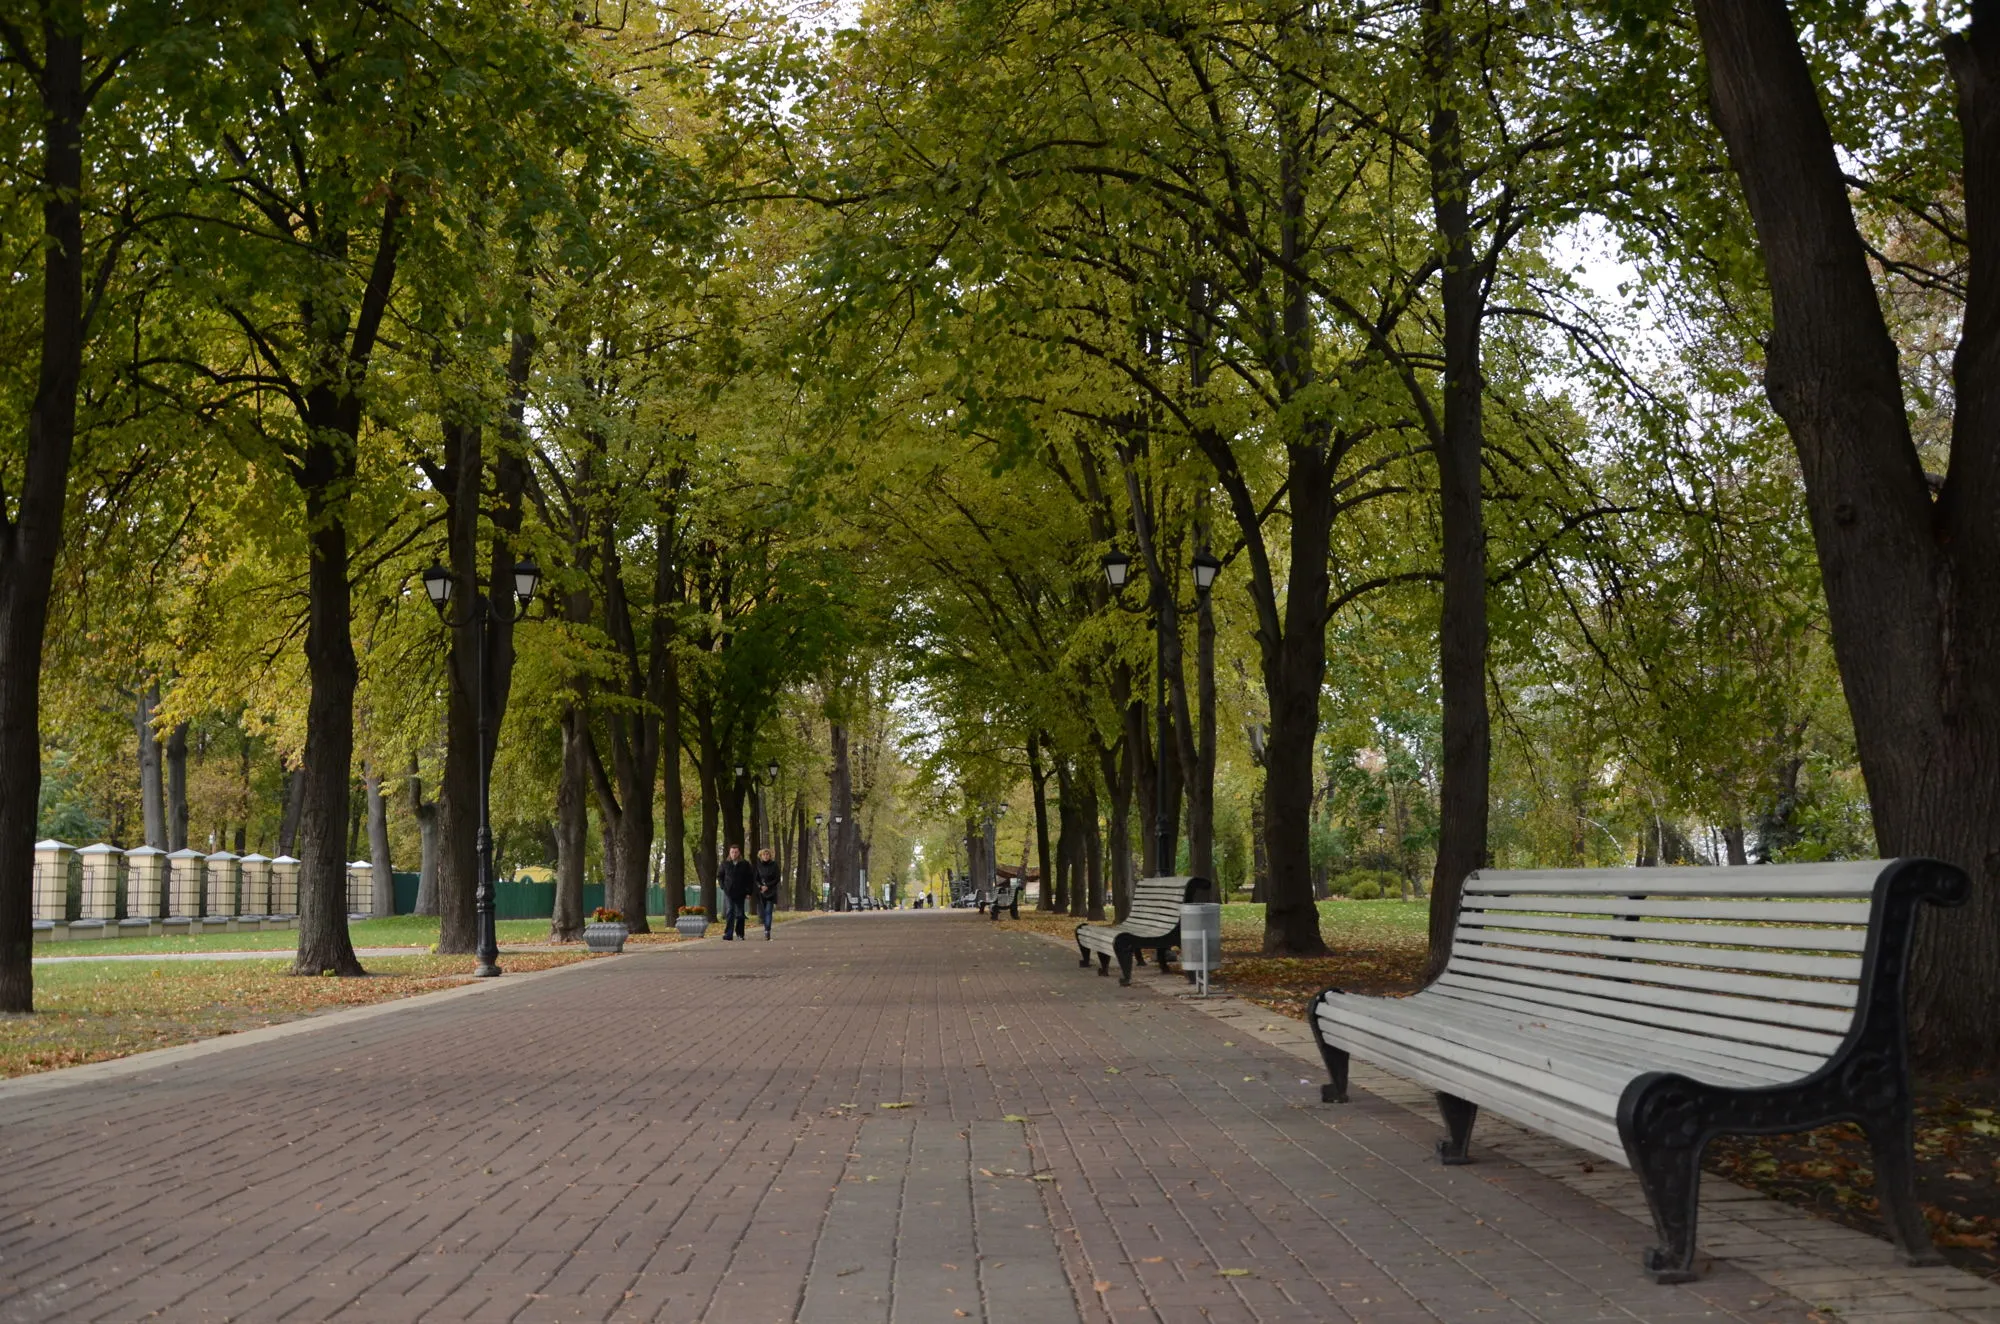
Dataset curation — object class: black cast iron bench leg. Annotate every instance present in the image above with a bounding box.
[1436,1093,1478,1165]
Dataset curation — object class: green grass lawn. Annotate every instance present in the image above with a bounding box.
[33,914,676,958]
[1219,898,1430,947]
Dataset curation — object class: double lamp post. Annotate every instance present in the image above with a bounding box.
[422,556,541,978]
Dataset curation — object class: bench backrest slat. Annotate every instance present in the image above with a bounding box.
[1450,953,1856,1033]
[1445,862,1889,1066]
[1466,863,1878,898]
[1462,911,1869,953]
[1467,896,1873,926]
[1435,970,1852,1056]
[1459,941,1856,1007]
[1456,925,1864,979]
[1433,980,1836,1076]
[1088,876,1209,939]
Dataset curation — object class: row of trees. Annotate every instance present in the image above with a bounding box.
[6,0,1997,1065]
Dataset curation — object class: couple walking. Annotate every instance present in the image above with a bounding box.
[719,845,779,940]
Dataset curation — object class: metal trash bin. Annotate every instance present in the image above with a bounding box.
[1180,902,1222,996]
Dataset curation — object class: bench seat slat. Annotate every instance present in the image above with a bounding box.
[1466,897,1874,925]
[1467,863,1879,898]
[1320,996,1795,1095]
[1446,955,1856,1034]
[1419,987,1832,1080]
[1460,911,1869,953]
[1454,942,1859,1009]
[1455,928,1865,980]
[1320,1005,1633,1106]
[1320,1018,1629,1161]
[1434,969,1851,1055]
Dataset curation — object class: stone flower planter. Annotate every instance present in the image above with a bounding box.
[675,914,708,939]
[584,921,628,954]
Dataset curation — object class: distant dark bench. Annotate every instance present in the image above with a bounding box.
[1076,875,1211,984]
[1307,858,1965,1281]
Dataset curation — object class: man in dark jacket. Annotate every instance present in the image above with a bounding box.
[719,845,754,940]
[753,848,782,939]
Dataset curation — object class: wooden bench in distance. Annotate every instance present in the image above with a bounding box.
[1307,858,1966,1283]
[1076,876,1211,984]
[989,881,1019,920]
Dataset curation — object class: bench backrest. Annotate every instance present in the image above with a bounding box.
[1123,876,1212,934]
[1439,862,1885,1065]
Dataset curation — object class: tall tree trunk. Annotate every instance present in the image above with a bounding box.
[828,720,854,908]
[135,683,166,848]
[1126,695,1158,879]
[1030,734,1054,910]
[659,650,685,924]
[166,721,188,852]
[792,795,811,909]
[434,416,482,955]
[1423,0,1493,983]
[1117,456,1203,878]
[432,324,532,955]
[1190,563,1217,881]
[550,708,587,941]
[0,8,86,1011]
[1691,0,2000,1065]
[407,759,438,915]
[1098,736,1132,921]
[292,440,363,978]
[364,762,393,916]
[1082,777,1105,921]
[347,779,365,860]
[724,766,747,851]
[1722,819,1748,867]
[695,703,719,917]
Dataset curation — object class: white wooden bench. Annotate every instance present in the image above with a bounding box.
[1076,875,1211,984]
[1307,858,1966,1282]
[988,880,1019,920]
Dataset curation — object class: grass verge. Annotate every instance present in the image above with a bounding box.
[0,951,592,1079]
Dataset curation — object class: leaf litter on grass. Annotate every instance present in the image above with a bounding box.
[0,952,589,1080]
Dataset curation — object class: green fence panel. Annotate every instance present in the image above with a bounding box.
[388,873,661,921]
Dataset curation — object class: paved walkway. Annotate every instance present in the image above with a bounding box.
[0,912,1971,1321]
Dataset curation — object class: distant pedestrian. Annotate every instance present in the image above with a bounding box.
[754,848,781,939]
[719,845,753,940]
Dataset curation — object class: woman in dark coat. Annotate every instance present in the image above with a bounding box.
[753,848,782,939]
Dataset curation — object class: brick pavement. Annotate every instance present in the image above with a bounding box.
[0,911,1895,1322]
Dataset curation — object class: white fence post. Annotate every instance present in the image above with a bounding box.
[237,854,272,917]
[269,855,300,917]
[32,840,72,925]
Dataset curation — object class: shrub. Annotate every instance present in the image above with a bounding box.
[1329,868,1400,898]
[676,906,706,917]
[590,907,625,924]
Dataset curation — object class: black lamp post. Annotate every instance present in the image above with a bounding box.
[421,556,540,977]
